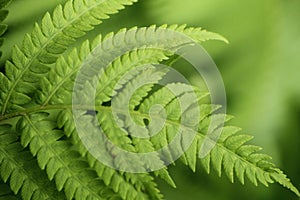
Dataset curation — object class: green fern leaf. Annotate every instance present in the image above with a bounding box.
[74,79,299,197]
[29,22,299,197]
[196,121,300,196]
[57,109,163,200]
[0,0,11,59]
[16,113,119,200]
[0,123,66,200]
[36,35,172,199]
[36,25,225,107]
[34,25,224,194]
[0,0,137,114]
[0,1,298,198]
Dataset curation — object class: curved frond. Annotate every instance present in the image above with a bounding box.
[0,0,137,114]
[0,0,298,198]
[197,122,300,196]
[28,23,299,198]
[86,80,300,196]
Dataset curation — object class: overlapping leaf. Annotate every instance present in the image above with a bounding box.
[0,0,137,114]
[0,123,66,200]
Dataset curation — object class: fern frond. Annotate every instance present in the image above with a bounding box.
[34,25,224,193]
[16,113,119,200]
[196,121,300,196]
[0,0,137,114]
[29,22,299,197]
[36,34,174,198]
[0,123,66,200]
[35,35,180,199]
[73,80,299,196]
[0,0,297,196]
[58,110,163,200]
[116,82,299,195]
[142,86,299,195]
[0,0,11,59]
[37,37,170,106]
[37,24,225,107]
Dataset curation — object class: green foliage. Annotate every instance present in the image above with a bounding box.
[0,0,299,200]
[0,123,65,200]
[0,179,22,200]
[0,0,136,114]
[0,0,11,58]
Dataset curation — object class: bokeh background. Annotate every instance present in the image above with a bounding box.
[1,0,299,199]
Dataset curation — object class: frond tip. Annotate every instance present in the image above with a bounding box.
[197,124,300,197]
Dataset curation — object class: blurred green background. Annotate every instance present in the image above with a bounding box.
[1,0,299,199]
